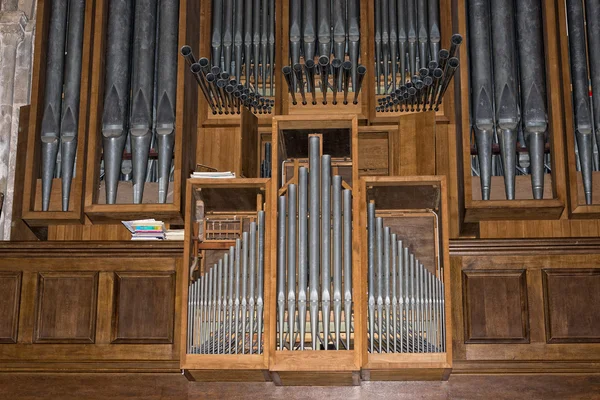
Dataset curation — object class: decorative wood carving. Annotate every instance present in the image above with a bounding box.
[0,272,22,343]
[112,272,176,344]
[34,272,98,343]
[462,270,529,343]
[543,269,600,343]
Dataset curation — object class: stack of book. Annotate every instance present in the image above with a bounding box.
[164,229,185,241]
[190,171,235,179]
[122,219,165,240]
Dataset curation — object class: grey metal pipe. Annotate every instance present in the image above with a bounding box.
[309,137,321,350]
[332,0,346,60]
[332,175,343,350]
[298,167,309,350]
[253,0,261,90]
[101,0,134,205]
[348,0,360,91]
[319,56,330,104]
[491,0,519,200]
[222,254,229,354]
[60,0,86,211]
[403,247,410,352]
[342,61,352,105]
[468,0,494,200]
[130,0,158,204]
[293,64,308,105]
[428,0,440,63]
[434,57,459,110]
[416,0,428,69]
[277,196,287,350]
[290,0,302,78]
[398,0,408,85]
[41,0,69,211]
[248,222,257,354]
[244,0,253,87]
[331,59,342,105]
[407,0,417,78]
[223,0,234,72]
[228,246,235,353]
[303,0,317,62]
[268,0,276,96]
[353,65,367,104]
[283,66,298,105]
[375,0,382,94]
[382,0,390,94]
[317,0,331,56]
[409,253,415,352]
[391,235,398,353]
[257,211,265,353]
[567,0,594,204]
[376,217,383,353]
[367,202,376,353]
[241,232,249,353]
[389,0,398,91]
[343,188,353,350]
[261,0,269,95]
[217,259,223,354]
[234,238,241,353]
[287,185,298,351]
[233,0,244,81]
[155,0,179,204]
[212,0,224,66]
[383,226,391,353]
[321,155,332,350]
[305,60,318,105]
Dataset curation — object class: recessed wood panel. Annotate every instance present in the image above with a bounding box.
[463,270,529,343]
[34,272,98,343]
[0,272,22,343]
[543,269,600,343]
[112,272,175,344]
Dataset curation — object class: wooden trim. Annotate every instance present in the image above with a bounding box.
[0,272,22,344]
[449,238,600,255]
[0,242,184,258]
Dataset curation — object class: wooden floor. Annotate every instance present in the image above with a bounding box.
[0,373,599,399]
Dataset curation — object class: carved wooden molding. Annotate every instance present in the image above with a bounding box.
[0,271,22,343]
[34,272,98,344]
[450,238,600,256]
[462,270,529,344]
[543,269,600,344]
[0,241,184,258]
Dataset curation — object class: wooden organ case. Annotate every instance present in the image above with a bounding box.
[0,0,598,389]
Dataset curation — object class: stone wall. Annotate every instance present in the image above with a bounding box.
[0,0,34,240]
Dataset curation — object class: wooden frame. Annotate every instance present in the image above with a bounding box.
[556,0,600,218]
[21,0,96,226]
[195,1,278,127]
[367,0,456,125]
[359,176,452,381]
[455,0,567,222]
[268,115,362,385]
[277,1,370,120]
[180,178,272,382]
[83,0,198,223]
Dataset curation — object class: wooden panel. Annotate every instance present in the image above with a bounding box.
[197,126,242,173]
[240,108,259,178]
[543,269,600,343]
[0,272,22,343]
[463,270,529,343]
[390,112,436,176]
[34,272,98,343]
[358,132,389,175]
[112,272,176,344]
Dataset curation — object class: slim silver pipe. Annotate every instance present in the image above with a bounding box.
[241,232,249,354]
[287,185,298,351]
[309,137,321,350]
[234,238,241,353]
[332,176,343,350]
[367,203,376,353]
[217,259,223,354]
[223,254,230,354]
[391,234,398,353]
[376,217,383,353]
[277,196,287,350]
[399,242,406,353]
[383,226,391,353]
[228,246,235,353]
[257,211,266,354]
[248,222,257,354]
[209,266,216,353]
[321,155,332,350]
[409,253,415,352]
[343,189,353,350]
[202,271,209,351]
[187,283,193,353]
[441,281,446,352]
[298,167,309,350]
